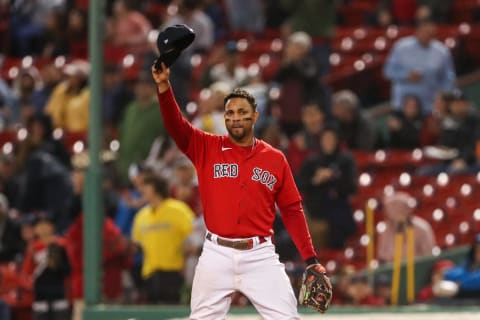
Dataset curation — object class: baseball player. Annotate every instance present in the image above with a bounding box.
[151,63,330,319]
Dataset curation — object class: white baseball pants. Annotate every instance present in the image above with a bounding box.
[189,233,300,320]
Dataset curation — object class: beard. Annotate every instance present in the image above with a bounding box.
[227,123,255,143]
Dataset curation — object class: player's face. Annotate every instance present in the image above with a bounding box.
[224,97,258,143]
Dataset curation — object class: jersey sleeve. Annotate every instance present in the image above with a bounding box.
[156,87,210,166]
[276,154,316,260]
[278,200,317,261]
[276,154,302,208]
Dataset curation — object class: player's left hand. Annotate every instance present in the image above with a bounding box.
[298,264,333,313]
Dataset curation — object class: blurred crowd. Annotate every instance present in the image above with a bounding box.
[1,0,480,319]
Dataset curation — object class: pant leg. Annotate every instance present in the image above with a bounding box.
[189,240,235,320]
[237,241,300,320]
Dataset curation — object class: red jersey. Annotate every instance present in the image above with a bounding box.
[157,88,316,260]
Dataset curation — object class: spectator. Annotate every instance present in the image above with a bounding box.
[272,31,326,136]
[31,64,63,114]
[162,0,214,108]
[12,67,43,125]
[114,162,152,301]
[383,17,456,114]
[65,156,132,320]
[223,0,264,32]
[297,126,357,249]
[144,136,183,180]
[170,155,202,217]
[374,273,392,305]
[417,259,455,302]
[331,90,377,150]
[115,163,151,238]
[0,155,20,209]
[45,59,90,133]
[15,115,73,233]
[132,174,194,304]
[41,9,68,58]
[192,82,230,135]
[281,0,336,76]
[376,0,418,26]
[417,89,479,176]
[286,103,325,175]
[16,113,71,170]
[377,192,436,264]
[199,42,248,90]
[9,0,67,56]
[256,119,288,152]
[118,72,166,184]
[420,90,451,146]
[341,273,385,306]
[163,0,214,53]
[102,64,134,140]
[106,0,152,55]
[0,77,17,129]
[0,193,24,263]
[387,94,424,149]
[66,8,88,59]
[416,0,454,23]
[22,213,71,320]
[202,0,227,40]
[444,234,480,298]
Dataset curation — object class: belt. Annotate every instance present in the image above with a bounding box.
[206,232,267,250]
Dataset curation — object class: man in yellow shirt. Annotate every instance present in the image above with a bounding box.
[132,174,194,304]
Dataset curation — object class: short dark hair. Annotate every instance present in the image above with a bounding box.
[224,88,257,111]
[142,174,169,198]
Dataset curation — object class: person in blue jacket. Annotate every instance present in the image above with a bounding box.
[444,234,480,298]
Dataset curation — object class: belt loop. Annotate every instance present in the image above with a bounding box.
[211,233,218,244]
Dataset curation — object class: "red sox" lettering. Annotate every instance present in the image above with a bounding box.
[251,167,277,191]
[213,163,238,178]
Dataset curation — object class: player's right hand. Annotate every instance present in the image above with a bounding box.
[151,61,170,93]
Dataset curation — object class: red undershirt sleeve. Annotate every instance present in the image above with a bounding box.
[156,86,194,153]
[278,200,317,261]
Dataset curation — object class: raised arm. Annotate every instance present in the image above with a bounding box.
[151,64,195,152]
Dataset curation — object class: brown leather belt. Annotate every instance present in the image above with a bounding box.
[206,232,267,250]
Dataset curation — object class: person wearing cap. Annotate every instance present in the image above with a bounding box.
[0,193,24,263]
[383,17,456,114]
[22,213,71,320]
[45,59,90,133]
[443,235,480,298]
[377,191,436,264]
